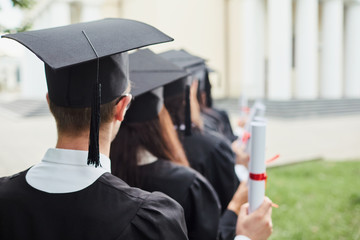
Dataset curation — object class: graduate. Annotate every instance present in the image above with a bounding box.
[0,19,188,240]
[199,67,238,142]
[161,50,244,212]
[160,49,237,142]
[110,49,249,240]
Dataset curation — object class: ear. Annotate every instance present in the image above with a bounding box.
[46,93,50,105]
[114,95,132,122]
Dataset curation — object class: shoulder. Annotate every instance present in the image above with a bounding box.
[183,131,218,149]
[128,190,188,240]
[186,131,234,158]
[98,172,192,208]
[98,173,187,220]
[147,159,199,183]
[97,172,162,201]
[158,161,219,204]
[105,170,189,239]
[0,170,27,192]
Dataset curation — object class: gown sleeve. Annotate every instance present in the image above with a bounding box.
[183,172,221,240]
[208,133,240,212]
[125,191,189,240]
[214,108,238,143]
[218,209,238,240]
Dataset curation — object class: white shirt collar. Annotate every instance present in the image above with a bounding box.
[137,148,158,166]
[26,148,111,193]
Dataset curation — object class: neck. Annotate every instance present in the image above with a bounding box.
[56,124,113,157]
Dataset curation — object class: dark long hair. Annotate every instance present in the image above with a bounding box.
[164,93,202,137]
[110,106,189,186]
[164,93,185,129]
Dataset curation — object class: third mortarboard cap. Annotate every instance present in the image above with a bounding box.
[159,49,207,90]
[124,49,188,123]
[159,49,205,70]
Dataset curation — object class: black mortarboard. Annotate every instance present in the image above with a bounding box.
[124,49,188,123]
[159,49,204,69]
[159,49,207,90]
[2,18,173,167]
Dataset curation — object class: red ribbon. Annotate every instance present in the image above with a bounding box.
[242,131,251,144]
[249,172,267,181]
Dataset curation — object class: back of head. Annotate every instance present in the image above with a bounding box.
[48,53,129,134]
[110,100,189,186]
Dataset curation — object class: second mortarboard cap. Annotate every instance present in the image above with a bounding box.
[124,49,188,123]
[2,18,174,167]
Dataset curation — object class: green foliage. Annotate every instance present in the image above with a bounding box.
[11,0,35,9]
[267,160,360,240]
[0,0,34,34]
[1,22,31,34]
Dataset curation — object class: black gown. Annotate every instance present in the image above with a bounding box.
[201,107,238,143]
[137,159,237,240]
[0,169,188,240]
[181,129,240,213]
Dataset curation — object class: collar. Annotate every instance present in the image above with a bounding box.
[137,148,158,166]
[26,148,111,193]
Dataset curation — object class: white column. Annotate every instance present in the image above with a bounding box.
[295,0,318,99]
[267,0,293,100]
[21,50,47,99]
[320,0,344,99]
[240,0,265,99]
[21,0,71,99]
[344,2,360,98]
[49,1,71,26]
[80,0,104,22]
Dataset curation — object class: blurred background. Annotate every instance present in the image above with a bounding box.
[0,0,360,239]
[1,0,360,172]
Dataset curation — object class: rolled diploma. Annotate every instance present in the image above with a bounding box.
[253,101,266,118]
[248,121,266,213]
[245,117,266,154]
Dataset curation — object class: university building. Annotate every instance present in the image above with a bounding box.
[1,0,360,103]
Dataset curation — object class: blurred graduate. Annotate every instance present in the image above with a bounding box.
[111,49,249,240]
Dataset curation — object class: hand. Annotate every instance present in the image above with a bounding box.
[236,197,273,240]
[227,181,248,215]
[231,142,250,167]
[237,117,246,128]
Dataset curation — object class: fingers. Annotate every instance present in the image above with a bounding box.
[239,202,249,218]
[256,197,273,216]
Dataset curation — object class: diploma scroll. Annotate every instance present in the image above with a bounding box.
[248,121,267,214]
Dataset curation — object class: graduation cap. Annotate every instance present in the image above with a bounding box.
[161,49,214,107]
[2,18,173,167]
[159,49,207,89]
[124,49,188,123]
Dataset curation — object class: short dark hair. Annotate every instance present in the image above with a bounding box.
[49,98,119,135]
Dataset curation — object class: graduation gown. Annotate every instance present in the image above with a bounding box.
[181,129,240,213]
[0,169,188,240]
[136,159,236,240]
[201,107,237,143]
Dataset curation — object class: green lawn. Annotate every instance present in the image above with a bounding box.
[266,160,360,240]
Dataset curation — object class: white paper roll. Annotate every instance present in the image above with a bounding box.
[248,121,267,213]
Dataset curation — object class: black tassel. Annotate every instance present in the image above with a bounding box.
[204,69,213,108]
[82,30,102,167]
[87,83,101,167]
[184,85,192,136]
